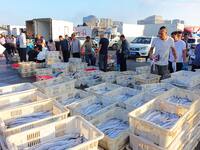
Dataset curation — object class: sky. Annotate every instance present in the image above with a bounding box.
[0,0,200,26]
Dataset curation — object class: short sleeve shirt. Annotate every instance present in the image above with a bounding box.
[151,37,174,66]
[169,40,186,63]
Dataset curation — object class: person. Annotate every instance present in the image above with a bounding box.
[19,29,27,62]
[28,46,39,62]
[192,44,200,71]
[149,26,177,79]
[0,34,6,46]
[36,45,46,63]
[82,36,95,66]
[119,34,129,71]
[47,39,56,51]
[98,34,109,72]
[59,35,70,62]
[169,31,186,72]
[10,35,17,54]
[71,33,81,58]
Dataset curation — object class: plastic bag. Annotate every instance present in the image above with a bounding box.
[172,62,176,72]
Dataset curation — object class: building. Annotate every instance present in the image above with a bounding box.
[137,15,184,26]
[137,15,164,25]
[7,25,26,36]
[0,25,8,35]
[83,15,98,27]
[98,18,113,29]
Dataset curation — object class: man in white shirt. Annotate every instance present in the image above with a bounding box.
[19,29,27,62]
[169,31,186,72]
[149,26,177,79]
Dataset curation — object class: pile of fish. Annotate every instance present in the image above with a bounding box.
[131,98,149,108]
[92,87,111,94]
[59,94,82,106]
[80,102,105,116]
[117,93,135,102]
[5,111,52,128]
[150,87,169,95]
[167,96,192,106]
[35,133,87,150]
[97,118,129,138]
[142,110,180,129]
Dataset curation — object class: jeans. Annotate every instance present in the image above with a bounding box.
[151,64,170,80]
[72,52,80,58]
[119,53,127,71]
[19,48,27,62]
[99,54,107,72]
[169,61,183,73]
[62,50,70,62]
[85,54,95,66]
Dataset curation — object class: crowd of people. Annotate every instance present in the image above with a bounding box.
[0,27,200,75]
[149,26,200,79]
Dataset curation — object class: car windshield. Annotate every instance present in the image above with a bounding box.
[188,39,196,43]
[131,37,151,44]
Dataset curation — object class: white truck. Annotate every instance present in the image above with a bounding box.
[26,18,73,41]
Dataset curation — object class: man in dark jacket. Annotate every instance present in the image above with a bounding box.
[59,35,70,62]
[119,34,129,71]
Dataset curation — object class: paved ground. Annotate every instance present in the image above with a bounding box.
[0,58,33,86]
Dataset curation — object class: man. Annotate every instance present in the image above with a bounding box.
[119,34,129,71]
[71,33,81,58]
[149,26,177,79]
[192,43,200,71]
[28,46,39,62]
[59,35,70,62]
[19,29,27,62]
[98,34,109,72]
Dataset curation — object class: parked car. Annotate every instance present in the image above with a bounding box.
[128,36,155,58]
[108,36,120,50]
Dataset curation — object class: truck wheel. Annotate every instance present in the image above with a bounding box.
[112,44,118,50]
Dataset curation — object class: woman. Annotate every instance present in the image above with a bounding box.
[82,36,95,66]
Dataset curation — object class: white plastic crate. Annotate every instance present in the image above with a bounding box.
[105,87,140,102]
[86,83,122,95]
[0,100,69,138]
[156,88,200,120]
[54,89,92,110]
[0,90,49,110]
[69,58,82,63]
[90,103,134,150]
[51,62,69,75]
[125,92,155,109]
[35,68,52,77]
[6,116,104,150]
[75,75,103,89]
[192,84,200,95]
[33,77,76,97]
[69,62,87,72]
[130,118,200,150]
[116,75,135,88]
[0,83,37,97]
[139,83,176,96]
[128,99,191,148]
[121,71,137,76]
[170,70,199,78]
[71,95,116,120]
[101,71,120,83]
[135,66,151,74]
[134,73,161,85]
[162,72,200,89]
